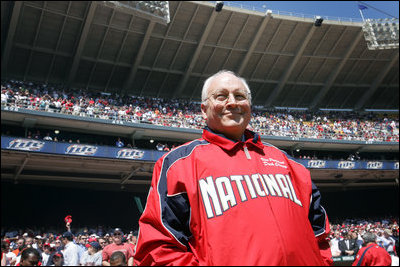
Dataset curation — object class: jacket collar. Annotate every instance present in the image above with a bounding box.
[202,126,264,152]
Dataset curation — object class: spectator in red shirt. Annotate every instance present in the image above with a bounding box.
[102,228,134,266]
[352,232,391,266]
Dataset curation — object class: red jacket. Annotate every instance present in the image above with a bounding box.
[134,127,333,265]
[352,243,392,266]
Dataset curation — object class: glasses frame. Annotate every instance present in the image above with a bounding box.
[204,90,250,104]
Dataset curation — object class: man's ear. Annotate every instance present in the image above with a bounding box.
[201,103,207,120]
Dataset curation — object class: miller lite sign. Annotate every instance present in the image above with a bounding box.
[117,149,145,159]
[8,139,45,151]
[65,144,98,155]
[307,160,326,168]
[338,161,355,169]
[366,161,383,169]
[395,162,399,170]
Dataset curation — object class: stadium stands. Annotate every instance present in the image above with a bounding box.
[2,80,399,143]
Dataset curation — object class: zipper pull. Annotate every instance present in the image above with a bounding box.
[244,145,251,160]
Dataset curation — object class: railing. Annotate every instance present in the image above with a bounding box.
[208,1,363,23]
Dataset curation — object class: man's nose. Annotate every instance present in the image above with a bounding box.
[226,94,238,105]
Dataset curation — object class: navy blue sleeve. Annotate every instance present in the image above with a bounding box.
[308,182,328,237]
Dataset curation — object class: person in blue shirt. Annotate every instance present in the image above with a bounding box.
[116,138,124,148]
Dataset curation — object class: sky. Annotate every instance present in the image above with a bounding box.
[218,1,399,22]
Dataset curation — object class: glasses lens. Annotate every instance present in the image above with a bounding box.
[210,91,248,103]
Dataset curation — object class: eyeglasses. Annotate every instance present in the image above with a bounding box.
[205,91,249,104]
[114,233,122,236]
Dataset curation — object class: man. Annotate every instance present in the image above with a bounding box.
[2,240,17,266]
[339,231,359,256]
[381,229,396,254]
[24,237,33,248]
[127,231,138,252]
[41,243,52,266]
[19,247,41,266]
[80,241,102,266]
[98,238,108,250]
[352,232,391,266]
[330,231,342,257]
[76,234,88,262]
[61,231,80,266]
[134,70,332,265]
[12,238,25,257]
[102,228,134,266]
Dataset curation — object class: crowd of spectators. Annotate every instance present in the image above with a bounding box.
[1,216,398,266]
[328,217,399,263]
[1,225,137,266]
[2,79,399,143]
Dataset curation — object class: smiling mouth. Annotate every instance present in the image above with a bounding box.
[224,112,242,116]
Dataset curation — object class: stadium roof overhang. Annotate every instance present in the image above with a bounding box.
[1,1,398,110]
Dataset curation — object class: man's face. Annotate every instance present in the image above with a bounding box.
[99,239,107,248]
[25,238,33,247]
[334,231,340,239]
[61,238,68,246]
[79,236,87,245]
[55,240,62,247]
[43,246,51,254]
[113,232,123,245]
[88,246,95,255]
[17,239,25,250]
[201,73,251,141]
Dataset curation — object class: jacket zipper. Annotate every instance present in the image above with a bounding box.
[244,144,251,160]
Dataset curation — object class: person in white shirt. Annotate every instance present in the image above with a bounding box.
[61,232,80,266]
[41,243,52,266]
[1,241,16,266]
[43,133,53,141]
[80,242,102,266]
[330,231,342,257]
[382,229,396,254]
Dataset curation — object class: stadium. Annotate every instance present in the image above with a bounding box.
[1,1,399,265]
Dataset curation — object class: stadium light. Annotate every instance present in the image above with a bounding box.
[362,18,399,50]
[314,16,323,27]
[215,1,224,12]
[101,1,170,25]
